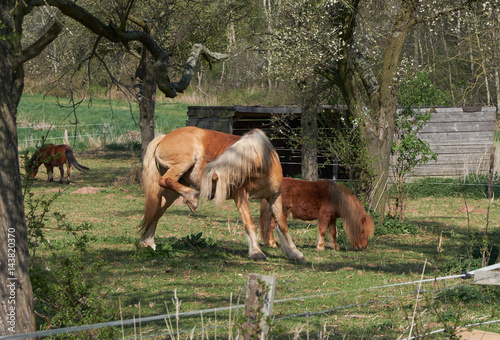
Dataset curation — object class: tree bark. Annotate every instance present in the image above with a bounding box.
[301,93,318,181]
[137,35,158,159]
[1,2,36,335]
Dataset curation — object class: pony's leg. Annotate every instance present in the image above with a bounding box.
[259,199,278,248]
[58,164,64,184]
[234,189,267,261]
[317,218,328,251]
[269,196,305,262]
[158,168,199,213]
[327,217,340,251]
[45,164,53,182]
[141,189,180,250]
[66,162,71,183]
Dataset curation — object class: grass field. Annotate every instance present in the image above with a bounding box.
[17,94,188,151]
[22,146,500,339]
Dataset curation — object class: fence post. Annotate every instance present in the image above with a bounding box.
[102,123,106,148]
[63,129,69,145]
[241,274,276,340]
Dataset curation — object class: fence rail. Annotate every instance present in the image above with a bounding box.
[2,263,500,340]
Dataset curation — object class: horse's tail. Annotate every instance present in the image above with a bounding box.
[65,149,90,171]
[200,129,276,206]
[333,183,375,248]
[139,134,165,234]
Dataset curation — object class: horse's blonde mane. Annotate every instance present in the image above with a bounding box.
[326,181,375,247]
[200,129,276,206]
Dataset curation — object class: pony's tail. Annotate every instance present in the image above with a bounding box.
[139,135,165,234]
[65,149,90,171]
[200,129,275,206]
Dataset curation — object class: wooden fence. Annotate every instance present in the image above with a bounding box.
[186,105,498,180]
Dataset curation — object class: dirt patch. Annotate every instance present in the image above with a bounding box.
[71,187,105,194]
[457,205,474,213]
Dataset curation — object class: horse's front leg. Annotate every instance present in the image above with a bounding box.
[269,195,305,262]
[234,189,267,261]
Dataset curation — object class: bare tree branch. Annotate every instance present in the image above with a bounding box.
[14,18,63,67]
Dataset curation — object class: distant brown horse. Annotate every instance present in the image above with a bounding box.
[260,178,375,251]
[28,144,89,183]
[140,126,304,262]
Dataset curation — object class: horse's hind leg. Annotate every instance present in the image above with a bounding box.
[141,189,180,250]
[268,195,305,262]
[158,168,199,213]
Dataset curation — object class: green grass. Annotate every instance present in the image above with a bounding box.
[22,149,500,339]
[17,94,188,151]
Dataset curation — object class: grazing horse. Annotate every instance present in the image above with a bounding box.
[140,126,304,262]
[260,178,375,251]
[28,144,89,183]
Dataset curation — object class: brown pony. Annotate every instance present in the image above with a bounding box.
[260,178,375,251]
[28,144,89,183]
[140,126,304,262]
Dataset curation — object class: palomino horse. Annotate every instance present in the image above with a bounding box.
[140,126,305,262]
[28,144,89,183]
[260,178,375,251]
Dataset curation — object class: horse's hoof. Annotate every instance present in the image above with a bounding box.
[266,241,278,248]
[330,244,340,251]
[187,200,198,213]
[316,245,325,251]
[249,251,267,261]
[141,240,156,251]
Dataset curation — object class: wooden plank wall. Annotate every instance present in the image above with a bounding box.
[186,105,497,180]
[408,107,496,180]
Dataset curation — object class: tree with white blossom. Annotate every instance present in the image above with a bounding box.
[268,0,488,218]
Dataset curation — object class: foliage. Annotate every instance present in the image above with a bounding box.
[22,160,118,337]
[318,107,375,197]
[375,215,420,236]
[391,106,438,220]
[398,71,452,107]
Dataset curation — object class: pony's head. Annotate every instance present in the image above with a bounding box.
[26,152,40,179]
[349,213,375,250]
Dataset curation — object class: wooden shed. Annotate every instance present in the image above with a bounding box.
[410,106,496,179]
[186,105,497,180]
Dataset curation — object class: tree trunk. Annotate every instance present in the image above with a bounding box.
[301,93,318,181]
[0,14,36,334]
[138,46,157,159]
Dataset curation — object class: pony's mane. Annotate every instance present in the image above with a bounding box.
[200,129,276,206]
[325,180,375,245]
